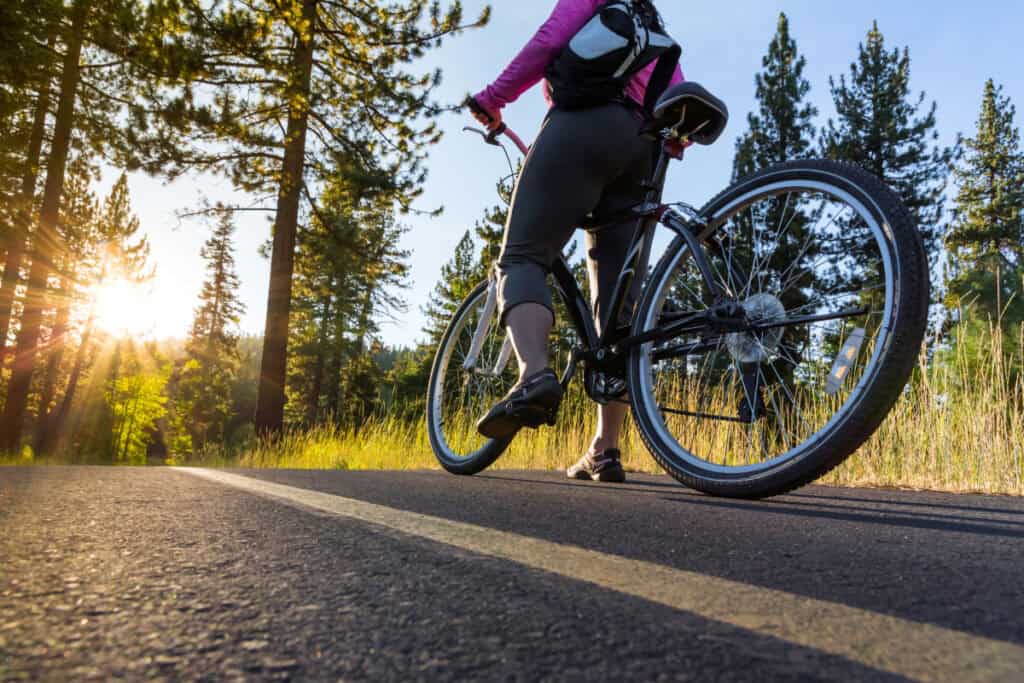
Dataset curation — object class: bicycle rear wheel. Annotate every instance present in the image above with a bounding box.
[629,160,930,498]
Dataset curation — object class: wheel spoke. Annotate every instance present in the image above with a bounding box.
[635,177,900,480]
[786,283,887,318]
[762,366,793,452]
[775,205,850,297]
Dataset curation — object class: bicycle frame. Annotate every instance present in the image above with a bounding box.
[442,112,919,495]
[461,123,730,396]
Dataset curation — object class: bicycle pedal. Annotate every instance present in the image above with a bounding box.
[516,407,549,429]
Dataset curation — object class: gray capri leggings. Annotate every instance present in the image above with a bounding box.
[496,102,657,334]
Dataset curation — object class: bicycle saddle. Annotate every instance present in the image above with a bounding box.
[650,82,729,145]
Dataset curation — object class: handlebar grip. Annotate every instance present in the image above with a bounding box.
[485,122,507,144]
[464,95,495,125]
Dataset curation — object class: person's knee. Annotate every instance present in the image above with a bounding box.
[496,260,554,326]
[498,240,550,270]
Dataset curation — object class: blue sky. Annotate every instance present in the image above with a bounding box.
[103,0,1023,346]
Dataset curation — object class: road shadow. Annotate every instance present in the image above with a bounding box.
[787,490,1024,517]
[658,494,1024,540]
[476,472,684,492]
[477,473,1024,540]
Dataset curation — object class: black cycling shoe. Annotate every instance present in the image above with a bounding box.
[567,448,627,483]
[476,369,564,440]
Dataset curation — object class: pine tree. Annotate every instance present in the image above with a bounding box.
[946,80,1024,331]
[822,22,953,263]
[729,13,820,371]
[472,202,507,280]
[132,0,487,435]
[733,13,817,179]
[334,210,410,426]
[0,0,152,451]
[385,229,480,412]
[0,1,91,451]
[0,0,57,218]
[0,8,58,363]
[31,156,99,454]
[173,210,245,453]
[48,171,150,441]
[35,170,150,455]
[423,230,479,344]
[284,173,410,428]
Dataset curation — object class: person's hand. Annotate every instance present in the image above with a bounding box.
[466,95,502,132]
[475,107,502,132]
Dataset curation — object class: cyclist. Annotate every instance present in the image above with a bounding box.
[468,0,684,483]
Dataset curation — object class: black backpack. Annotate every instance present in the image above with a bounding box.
[545,1,681,115]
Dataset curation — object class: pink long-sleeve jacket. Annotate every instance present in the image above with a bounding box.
[474,0,685,114]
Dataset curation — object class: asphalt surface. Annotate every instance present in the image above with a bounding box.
[1,466,1022,681]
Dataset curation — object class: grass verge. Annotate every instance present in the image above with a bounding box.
[202,322,1024,496]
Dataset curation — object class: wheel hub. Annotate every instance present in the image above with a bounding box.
[726,293,786,364]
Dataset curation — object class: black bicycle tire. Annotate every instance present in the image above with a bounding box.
[628,159,930,499]
[427,280,515,475]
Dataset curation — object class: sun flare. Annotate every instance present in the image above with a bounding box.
[91,278,157,338]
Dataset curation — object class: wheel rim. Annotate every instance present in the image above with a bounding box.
[430,287,518,464]
[638,179,897,477]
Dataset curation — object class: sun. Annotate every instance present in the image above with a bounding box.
[91,277,157,338]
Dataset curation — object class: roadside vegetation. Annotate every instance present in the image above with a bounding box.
[2,9,1022,494]
[168,313,1021,496]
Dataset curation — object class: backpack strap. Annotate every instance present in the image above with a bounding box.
[642,42,682,116]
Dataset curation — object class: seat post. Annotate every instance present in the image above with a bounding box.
[646,146,671,204]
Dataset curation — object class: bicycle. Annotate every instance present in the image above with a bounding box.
[426,83,929,499]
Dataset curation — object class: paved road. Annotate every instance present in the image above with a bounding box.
[1,467,1022,681]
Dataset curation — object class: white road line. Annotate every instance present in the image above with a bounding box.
[181,468,1023,682]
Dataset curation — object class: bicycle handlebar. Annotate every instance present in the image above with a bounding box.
[500,127,529,155]
[463,96,530,155]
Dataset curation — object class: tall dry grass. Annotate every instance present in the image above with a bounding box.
[825,320,1024,494]
[213,320,1024,496]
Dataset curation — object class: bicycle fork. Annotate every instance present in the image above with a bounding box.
[462,275,514,376]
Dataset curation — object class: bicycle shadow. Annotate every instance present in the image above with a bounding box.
[657,493,1024,540]
[476,472,1024,540]
[787,489,1024,517]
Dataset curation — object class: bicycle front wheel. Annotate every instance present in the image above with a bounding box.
[427,279,518,475]
[629,160,930,498]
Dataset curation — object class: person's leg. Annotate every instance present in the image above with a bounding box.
[479,105,638,439]
[581,135,657,457]
[566,224,643,478]
[494,106,634,381]
[592,400,629,453]
[583,224,647,455]
[504,303,553,379]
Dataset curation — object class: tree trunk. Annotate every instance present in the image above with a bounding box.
[355,287,373,355]
[995,255,1002,322]
[47,304,95,448]
[114,380,138,462]
[254,0,318,436]
[304,292,332,426]
[33,277,71,454]
[323,293,348,422]
[0,2,87,452]
[0,36,55,367]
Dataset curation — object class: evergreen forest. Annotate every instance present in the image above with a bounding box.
[1,6,1022,492]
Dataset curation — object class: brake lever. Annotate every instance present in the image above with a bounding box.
[486,123,508,144]
[462,126,503,147]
